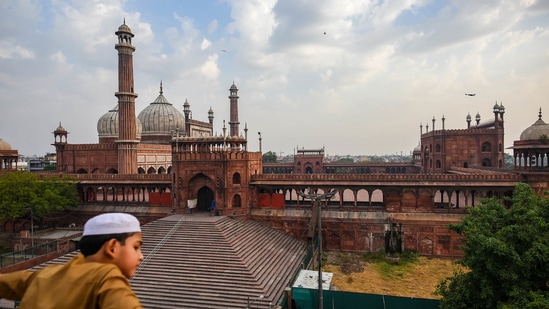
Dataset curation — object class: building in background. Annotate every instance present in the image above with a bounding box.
[0,138,19,171]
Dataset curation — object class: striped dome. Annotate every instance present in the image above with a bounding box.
[97,105,142,140]
[137,86,185,139]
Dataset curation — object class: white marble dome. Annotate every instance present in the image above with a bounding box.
[137,86,185,140]
[97,105,142,141]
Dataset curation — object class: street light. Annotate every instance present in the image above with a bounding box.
[297,188,337,309]
[25,207,34,257]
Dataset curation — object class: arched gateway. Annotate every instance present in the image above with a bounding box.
[197,186,214,212]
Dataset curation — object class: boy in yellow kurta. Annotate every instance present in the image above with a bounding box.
[0,212,144,309]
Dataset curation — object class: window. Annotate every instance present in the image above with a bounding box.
[232,173,241,184]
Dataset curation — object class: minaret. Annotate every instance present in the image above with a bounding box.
[183,99,191,136]
[114,20,138,174]
[53,122,68,172]
[208,106,214,135]
[228,83,240,136]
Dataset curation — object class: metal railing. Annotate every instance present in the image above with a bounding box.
[0,241,58,269]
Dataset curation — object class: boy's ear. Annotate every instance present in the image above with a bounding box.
[103,238,119,259]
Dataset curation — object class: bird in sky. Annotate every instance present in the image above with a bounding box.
[465,93,476,96]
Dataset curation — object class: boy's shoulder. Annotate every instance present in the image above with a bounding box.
[39,253,122,279]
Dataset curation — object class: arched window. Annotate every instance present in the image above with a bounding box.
[482,142,491,152]
[482,158,491,166]
[232,194,242,208]
[232,173,241,184]
[436,160,441,168]
[435,144,441,152]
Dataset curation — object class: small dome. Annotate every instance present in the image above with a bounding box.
[97,106,119,139]
[115,20,134,39]
[118,23,132,33]
[97,105,142,140]
[54,122,67,133]
[520,109,549,141]
[413,143,421,153]
[137,86,186,140]
[0,138,12,151]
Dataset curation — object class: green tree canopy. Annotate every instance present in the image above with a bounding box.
[0,172,79,224]
[262,151,277,163]
[436,183,549,308]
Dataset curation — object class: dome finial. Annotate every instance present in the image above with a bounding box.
[160,81,163,95]
[539,107,542,120]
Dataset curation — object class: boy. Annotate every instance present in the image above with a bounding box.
[0,212,144,308]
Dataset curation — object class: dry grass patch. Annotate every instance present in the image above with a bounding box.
[323,251,462,299]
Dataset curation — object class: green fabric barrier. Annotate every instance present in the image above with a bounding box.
[292,288,439,309]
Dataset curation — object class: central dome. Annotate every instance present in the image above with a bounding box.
[137,85,185,143]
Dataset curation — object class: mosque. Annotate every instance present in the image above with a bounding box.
[2,19,549,309]
[2,20,549,256]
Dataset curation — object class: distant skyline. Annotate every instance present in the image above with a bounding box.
[1,0,548,157]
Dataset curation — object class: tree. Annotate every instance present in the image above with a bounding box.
[262,151,277,163]
[504,153,514,169]
[335,158,354,163]
[43,164,57,171]
[436,183,549,308]
[0,172,79,227]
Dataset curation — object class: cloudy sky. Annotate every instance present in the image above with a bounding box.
[1,0,548,157]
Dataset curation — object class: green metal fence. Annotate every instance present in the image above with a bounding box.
[292,288,440,309]
[0,241,58,269]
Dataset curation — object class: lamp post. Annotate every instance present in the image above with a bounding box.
[26,206,34,257]
[297,188,337,309]
[31,207,33,250]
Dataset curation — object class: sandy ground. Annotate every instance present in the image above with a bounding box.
[323,252,462,299]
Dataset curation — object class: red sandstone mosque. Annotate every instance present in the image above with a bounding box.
[2,20,549,309]
[2,20,549,258]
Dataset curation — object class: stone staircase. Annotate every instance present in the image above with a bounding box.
[35,215,309,309]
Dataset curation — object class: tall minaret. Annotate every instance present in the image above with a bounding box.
[228,83,240,136]
[114,20,138,174]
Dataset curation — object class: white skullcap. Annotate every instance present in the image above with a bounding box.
[83,213,141,236]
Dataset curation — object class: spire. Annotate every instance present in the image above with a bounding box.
[160,80,163,95]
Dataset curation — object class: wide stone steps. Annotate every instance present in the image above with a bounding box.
[131,215,308,308]
[31,215,308,309]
